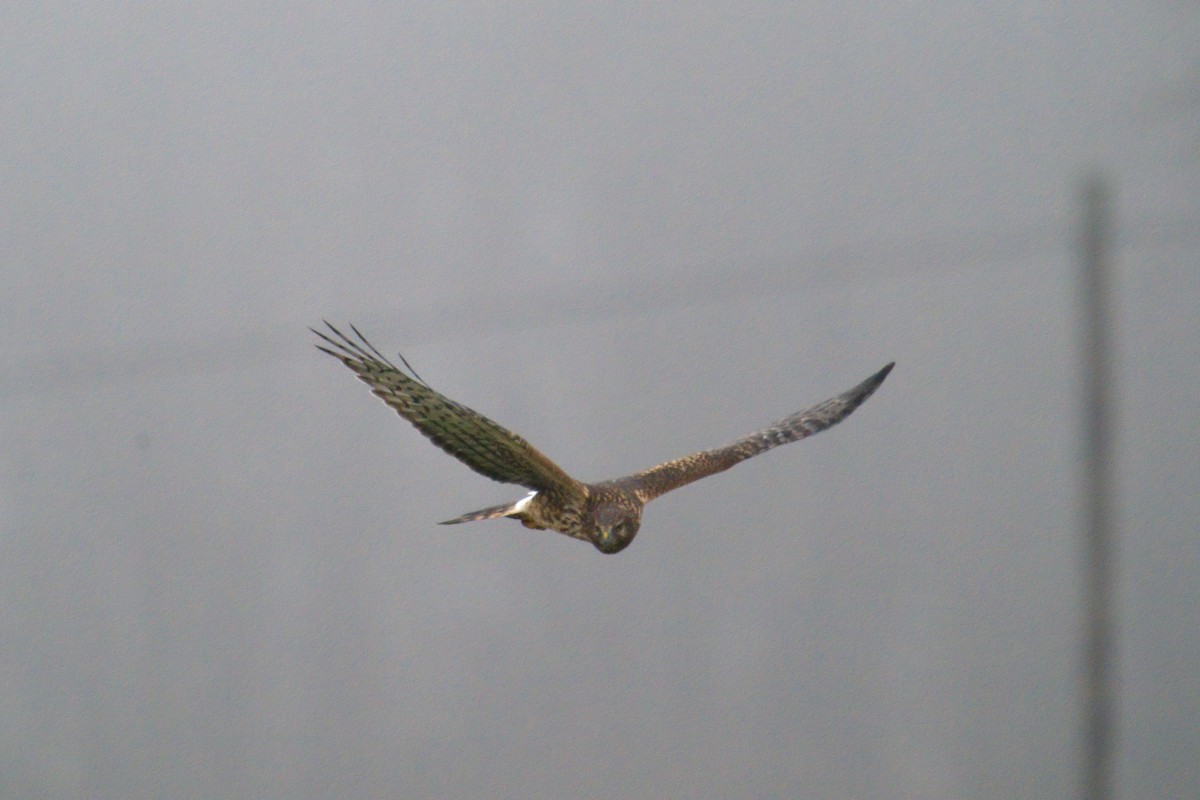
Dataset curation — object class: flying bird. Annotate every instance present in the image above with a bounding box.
[314,322,892,554]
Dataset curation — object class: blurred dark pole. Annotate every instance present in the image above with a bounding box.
[1079,173,1116,800]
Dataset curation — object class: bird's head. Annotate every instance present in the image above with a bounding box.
[589,504,641,554]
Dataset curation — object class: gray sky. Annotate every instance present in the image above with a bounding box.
[2,3,1198,798]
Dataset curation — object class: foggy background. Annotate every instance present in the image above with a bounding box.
[3,3,1198,798]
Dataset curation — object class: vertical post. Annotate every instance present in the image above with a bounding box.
[1080,173,1116,800]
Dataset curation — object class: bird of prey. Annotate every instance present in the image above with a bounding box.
[314,322,892,554]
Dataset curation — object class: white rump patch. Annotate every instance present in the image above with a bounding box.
[511,491,537,514]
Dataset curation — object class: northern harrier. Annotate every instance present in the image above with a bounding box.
[314,322,892,554]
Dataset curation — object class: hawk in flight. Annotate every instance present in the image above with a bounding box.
[314,322,892,554]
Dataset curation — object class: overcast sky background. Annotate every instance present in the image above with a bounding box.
[2,3,1198,798]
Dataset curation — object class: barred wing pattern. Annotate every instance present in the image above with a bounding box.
[616,362,894,503]
[316,320,893,554]
[313,322,585,499]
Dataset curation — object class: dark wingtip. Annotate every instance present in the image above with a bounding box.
[312,321,422,381]
[311,323,346,359]
[869,362,894,389]
[848,361,895,403]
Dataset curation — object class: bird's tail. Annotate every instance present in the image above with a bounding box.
[439,491,537,526]
[438,502,522,525]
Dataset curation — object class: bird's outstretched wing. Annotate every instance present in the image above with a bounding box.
[313,322,586,499]
[612,363,894,503]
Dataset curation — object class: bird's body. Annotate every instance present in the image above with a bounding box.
[314,322,892,554]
